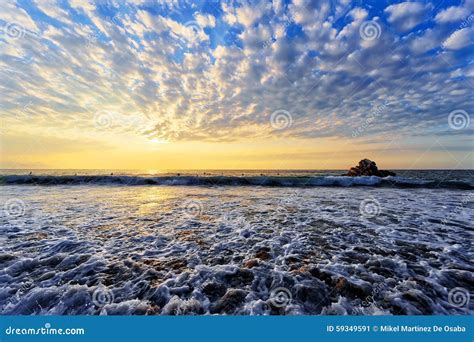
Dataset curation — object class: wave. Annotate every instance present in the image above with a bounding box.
[1,175,472,189]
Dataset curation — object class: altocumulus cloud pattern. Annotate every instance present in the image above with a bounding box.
[0,0,472,150]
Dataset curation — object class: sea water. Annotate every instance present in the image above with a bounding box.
[0,170,472,315]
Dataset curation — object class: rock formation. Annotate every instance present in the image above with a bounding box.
[345,159,396,177]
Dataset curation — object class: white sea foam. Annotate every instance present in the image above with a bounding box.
[0,185,472,315]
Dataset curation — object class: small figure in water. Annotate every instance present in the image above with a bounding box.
[29,171,32,175]
[110,172,114,176]
[177,173,181,176]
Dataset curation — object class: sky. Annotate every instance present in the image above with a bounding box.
[0,0,473,170]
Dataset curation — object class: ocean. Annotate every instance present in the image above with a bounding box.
[0,169,472,315]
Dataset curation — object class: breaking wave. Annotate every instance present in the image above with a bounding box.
[1,175,473,189]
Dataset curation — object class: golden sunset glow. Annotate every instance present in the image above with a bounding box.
[1,0,472,170]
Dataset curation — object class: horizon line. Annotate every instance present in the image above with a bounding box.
[1,168,473,171]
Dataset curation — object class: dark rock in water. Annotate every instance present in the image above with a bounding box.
[295,281,330,313]
[334,277,373,299]
[400,290,435,315]
[308,266,336,286]
[212,289,248,313]
[202,282,227,300]
[255,247,272,260]
[437,269,474,290]
[243,259,259,268]
[345,159,396,177]
[223,268,254,287]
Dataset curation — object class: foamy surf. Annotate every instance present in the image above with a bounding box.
[0,184,472,315]
[1,175,473,189]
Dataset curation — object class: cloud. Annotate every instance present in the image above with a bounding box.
[195,13,216,28]
[435,6,470,23]
[0,0,472,154]
[349,7,368,22]
[32,0,71,24]
[385,2,432,32]
[235,2,270,28]
[442,27,473,49]
[0,1,39,34]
